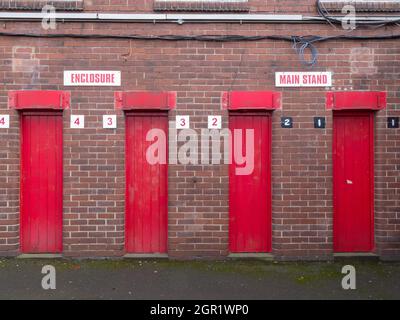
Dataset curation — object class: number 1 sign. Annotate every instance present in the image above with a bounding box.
[314,117,326,129]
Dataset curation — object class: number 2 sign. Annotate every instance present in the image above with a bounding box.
[70,115,85,129]
[103,115,117,129]
[0,115,10,129]
[281,117,293,128]
[208,116,222,129]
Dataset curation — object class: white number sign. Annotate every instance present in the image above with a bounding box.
[208,116,222,129]
[0,115,10,129]
[176,116,190,129]
[103,115,117,129]
[70,115,85,129]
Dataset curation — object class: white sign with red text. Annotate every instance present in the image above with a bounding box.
[64,71,121,86]
[176,116,190,129]
[0,115,10,128]
[70,115,85,129]
[275,72,332,87]
[208,116,222,129]
[103,115,117,129]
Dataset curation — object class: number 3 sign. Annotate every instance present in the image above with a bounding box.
[176,116,190,129]
[103,115,117,129]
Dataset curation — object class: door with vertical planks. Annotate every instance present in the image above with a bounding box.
[125,112,168,253]
[229,112,272,253]
[333,111,374,252]
[21,112,63,253]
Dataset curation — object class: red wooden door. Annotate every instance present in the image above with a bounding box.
[125,112,168,253]
[20,112,63,253]
[333,111,374,252]
[229,112,272,253]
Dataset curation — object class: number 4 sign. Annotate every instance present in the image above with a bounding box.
[103,115,117,129]
[0,115,10,128]
[70,115,85,129]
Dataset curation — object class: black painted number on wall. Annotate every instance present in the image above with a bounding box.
[281,117,293,128]
[388,117,399,129]
[314,117,326,129]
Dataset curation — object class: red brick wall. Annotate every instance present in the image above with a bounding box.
[0,106,19,256]
[0,19,399,260]
[82,0,398,14]
[0,0,84,10]
[82,0,320,13]
[2,0,397,14]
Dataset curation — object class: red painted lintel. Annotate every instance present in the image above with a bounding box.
[326,91,386,110]
[115,91,176,110]
[222,91,282,110]
[8,90,70,110]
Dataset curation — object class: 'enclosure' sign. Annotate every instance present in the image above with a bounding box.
[275,72,332,87]
[64,71,121,86]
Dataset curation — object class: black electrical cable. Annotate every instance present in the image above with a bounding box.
[1,31,400,41]
[0,31,399,67]
[292,36,319,66]
[0,0,398,68]
[0,2,398,67]
[316,0,400,27]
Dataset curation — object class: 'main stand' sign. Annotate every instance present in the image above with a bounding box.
[276,72,332,87]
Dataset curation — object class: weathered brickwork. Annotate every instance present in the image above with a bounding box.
[153,1,250,12]
[0,1,399,260]
[0,0,84,10]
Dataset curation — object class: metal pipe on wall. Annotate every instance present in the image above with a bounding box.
[0,12,398,24]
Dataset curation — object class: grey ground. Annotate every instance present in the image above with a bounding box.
[0,258,399,300]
